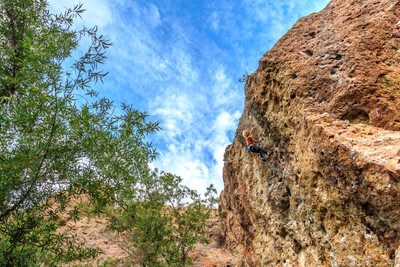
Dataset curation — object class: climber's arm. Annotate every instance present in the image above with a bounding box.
[249,128,263,143]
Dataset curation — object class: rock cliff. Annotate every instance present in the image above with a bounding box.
[219,0,400,266]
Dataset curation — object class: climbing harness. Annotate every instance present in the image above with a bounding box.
[246,138,254,152]
[246,143,253,152]
[246,137,266,152]
[260,151,336,267]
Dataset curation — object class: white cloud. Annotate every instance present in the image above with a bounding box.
[48,0,330,197]
[145,4,161,28]
[209,110,241,181]
[152,92,194,138]
[211,66,239,107]
[169,47,199,85]
[209,11,219,31]
[156,149,210,195]
[150,64,242,194]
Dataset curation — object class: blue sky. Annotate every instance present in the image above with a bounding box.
[49,0,330,195]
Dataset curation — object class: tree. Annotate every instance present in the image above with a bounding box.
[0,1,218,266]
[0,0,159,265]
[108,170,218,266]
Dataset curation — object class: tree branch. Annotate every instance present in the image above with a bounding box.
[0,100,59,221]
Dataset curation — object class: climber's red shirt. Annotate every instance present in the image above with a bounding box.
[246,137,255,146]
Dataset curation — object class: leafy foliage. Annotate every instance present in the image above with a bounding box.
[108,171,218,266]
[0,1,218,266]
[0,0,159,265]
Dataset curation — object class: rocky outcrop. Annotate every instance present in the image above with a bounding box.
[219,0,400,266]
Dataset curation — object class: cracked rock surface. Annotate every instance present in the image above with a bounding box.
[219,0,400,266]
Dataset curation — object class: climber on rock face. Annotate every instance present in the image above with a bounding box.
[242,127,272,161]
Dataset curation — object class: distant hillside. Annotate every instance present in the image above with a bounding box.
[59,197,237,266]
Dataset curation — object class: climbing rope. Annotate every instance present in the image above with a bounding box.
[260,151,336,267]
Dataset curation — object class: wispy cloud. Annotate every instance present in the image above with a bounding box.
[150,64,242,194]
[208,10,220,31]
[49,0,330,195]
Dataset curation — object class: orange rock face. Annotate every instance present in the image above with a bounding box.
[219,0,400,266]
